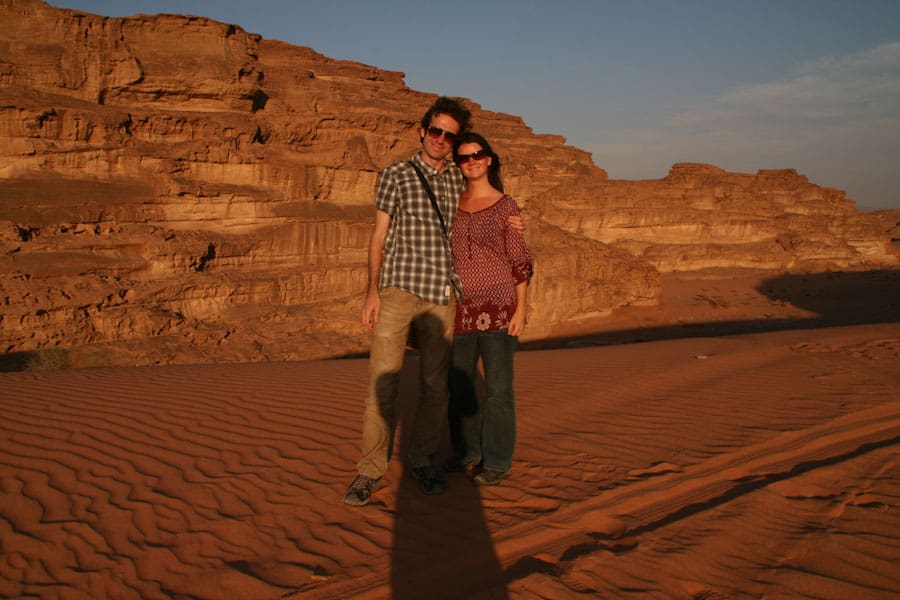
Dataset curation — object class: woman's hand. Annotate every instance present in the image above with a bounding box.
[508,306,526,337]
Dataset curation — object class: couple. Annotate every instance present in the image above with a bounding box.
[344,97,533,507]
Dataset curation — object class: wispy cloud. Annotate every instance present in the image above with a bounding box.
[671,41,900,131]
[587,41,900,207]
[799,40,900,74]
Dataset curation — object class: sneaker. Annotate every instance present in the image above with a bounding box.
[474,469,508,486]
[411,465,447,495]
[343,474,381,506]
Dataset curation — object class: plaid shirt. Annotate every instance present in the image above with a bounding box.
[375,154,466,305]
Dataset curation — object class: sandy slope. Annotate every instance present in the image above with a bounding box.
[1,273,899,599]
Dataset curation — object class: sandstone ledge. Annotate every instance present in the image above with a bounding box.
[0,0,896,368]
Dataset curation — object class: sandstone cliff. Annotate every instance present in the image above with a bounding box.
[536,163,896,272]
[0,0,894,368]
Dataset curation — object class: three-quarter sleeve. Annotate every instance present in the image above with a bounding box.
[504,201,533,285]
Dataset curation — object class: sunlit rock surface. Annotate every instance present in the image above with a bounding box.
[1,0,894,367]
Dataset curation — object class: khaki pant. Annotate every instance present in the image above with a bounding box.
[357,286,456,478]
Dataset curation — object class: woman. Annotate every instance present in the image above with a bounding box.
[445,132,533,486]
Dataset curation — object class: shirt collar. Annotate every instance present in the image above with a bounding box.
[412,152,453,175]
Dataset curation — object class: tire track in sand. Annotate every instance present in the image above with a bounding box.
[491,399,900,580]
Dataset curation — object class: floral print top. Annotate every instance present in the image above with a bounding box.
[452,195,534,334]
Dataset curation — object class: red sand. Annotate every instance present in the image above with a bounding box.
[2,272,899,599]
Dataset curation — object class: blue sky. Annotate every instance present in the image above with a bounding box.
[49,1,900,210]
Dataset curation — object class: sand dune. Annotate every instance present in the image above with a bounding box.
[2,274,899,599]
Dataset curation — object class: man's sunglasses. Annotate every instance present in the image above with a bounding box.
[425,126,458,144]
[456,150,489,164]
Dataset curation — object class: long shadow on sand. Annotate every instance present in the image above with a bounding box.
[520,269,900,352]
[376,313,509,599]
[386,352,510,599]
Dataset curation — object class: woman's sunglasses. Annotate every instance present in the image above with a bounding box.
[425,126,458,144]
[456,150,489,164]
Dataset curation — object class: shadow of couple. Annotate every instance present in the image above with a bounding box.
[378,313,512,599]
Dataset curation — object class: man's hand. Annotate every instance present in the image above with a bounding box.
[361,288,381,331]
[362,210,390,331]
[507,211,529,233]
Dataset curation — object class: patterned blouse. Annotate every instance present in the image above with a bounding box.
[452,195,534,334]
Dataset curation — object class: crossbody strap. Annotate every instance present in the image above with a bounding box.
[408,160,450,241]
[407,160,464,300]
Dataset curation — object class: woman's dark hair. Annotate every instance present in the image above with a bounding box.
[453,131,504,192]
[420,97,472,134]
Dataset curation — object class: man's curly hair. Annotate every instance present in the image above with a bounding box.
[420,97,472,133]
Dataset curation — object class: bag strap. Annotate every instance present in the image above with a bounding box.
[408,160,449,241]
[407,159,464,300]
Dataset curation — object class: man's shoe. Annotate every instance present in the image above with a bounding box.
[474,469,508,486]
[343,474,381,506]
[411,465,447,495]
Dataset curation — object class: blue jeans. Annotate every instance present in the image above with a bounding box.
[448,329,518,473]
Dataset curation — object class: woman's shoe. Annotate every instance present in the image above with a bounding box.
[474,469,508,486]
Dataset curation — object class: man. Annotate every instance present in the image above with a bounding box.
[344,97,471,506]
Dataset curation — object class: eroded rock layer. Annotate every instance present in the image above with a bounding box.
[0,0,894,367]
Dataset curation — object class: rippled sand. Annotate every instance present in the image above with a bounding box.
[2,272,899,599]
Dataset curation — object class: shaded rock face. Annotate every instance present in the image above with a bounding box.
[0,0,894,368]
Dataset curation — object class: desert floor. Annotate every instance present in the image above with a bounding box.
[2,269,899,599]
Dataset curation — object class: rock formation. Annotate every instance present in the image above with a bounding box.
[536,163,896,273]
[0,0,895,369]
